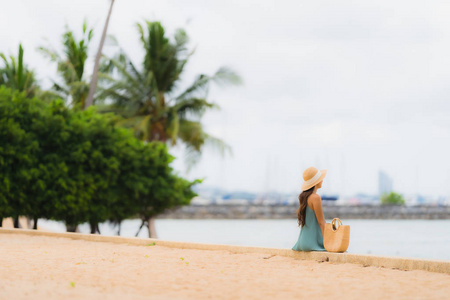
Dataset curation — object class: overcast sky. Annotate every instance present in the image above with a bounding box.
[2,0,450,197]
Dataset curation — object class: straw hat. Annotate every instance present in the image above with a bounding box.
[301,167,327,191]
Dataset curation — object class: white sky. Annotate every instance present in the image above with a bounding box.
[1,0,450,197]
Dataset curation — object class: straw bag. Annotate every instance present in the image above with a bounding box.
[324,218,350,253]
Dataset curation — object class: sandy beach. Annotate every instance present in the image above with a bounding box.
[0,233,449,299]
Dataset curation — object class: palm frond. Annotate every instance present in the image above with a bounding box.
[0,44,39,97]
[165,111,179,145]
[211,66,243,86]
[175,74,211,101]
[177,120,205,152]
[177,119,232,171]
[17,44,24,89]
[38,22,94,105]
[203,132,233,158]
[52,81,70,94]
[172,97,217,120]
[174,28,189,52]
[98,20,240,170]
[37,47,60,62]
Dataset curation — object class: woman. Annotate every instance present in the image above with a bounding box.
[292,166,327,251]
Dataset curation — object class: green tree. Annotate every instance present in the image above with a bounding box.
[25,99,78,229]
[42,104,123,232]
[0,88,108,230]
[0,88,84,230]
[39,21,94,109]
[0,87,38,226]
[380,192,405,205]
[131,142,200,238]
[106,132,143,235]
[72,108,122,233]
[0,87,200,235]
[0,44,39,98]
[0,87,55,228]
[98,21,241,167]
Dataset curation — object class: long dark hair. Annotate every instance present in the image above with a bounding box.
[297,186,315,227]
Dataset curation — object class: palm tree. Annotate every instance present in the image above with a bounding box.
[85,0,116,109]
[38,21,94,109]
[98,21,242,167]
[0,44,39,98]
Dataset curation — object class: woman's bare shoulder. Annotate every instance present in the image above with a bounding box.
[308,194,322,207]
[309,193,321,200]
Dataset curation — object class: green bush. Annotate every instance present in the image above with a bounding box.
[380,192,405,205]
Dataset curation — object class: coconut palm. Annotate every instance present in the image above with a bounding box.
[39,21,93,109]
[0,44,39,98]
[98,21,242,167]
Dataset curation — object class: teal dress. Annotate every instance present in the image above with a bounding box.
[292,206,326,251]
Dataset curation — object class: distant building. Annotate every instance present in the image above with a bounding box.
[378,170,393,195]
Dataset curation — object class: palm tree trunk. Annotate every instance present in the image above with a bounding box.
[0,217,3,227]
[85,0,116,109]
[33,217,38,230]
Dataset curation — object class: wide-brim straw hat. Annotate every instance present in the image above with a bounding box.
[301,167,327,191]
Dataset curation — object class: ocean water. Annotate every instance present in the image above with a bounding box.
[38,218,450,261]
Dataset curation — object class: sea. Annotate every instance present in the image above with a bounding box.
[38,218,450,261]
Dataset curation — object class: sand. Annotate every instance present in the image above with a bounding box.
[0,233,449,299]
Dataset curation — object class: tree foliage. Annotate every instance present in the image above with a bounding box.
[98,21,241,168]
[380,192,405,205]
[39,20,94,109]
[0,44,39,98]
[0,18,236,236]
[0,87,199,235]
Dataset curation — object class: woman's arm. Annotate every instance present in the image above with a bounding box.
[311,194,326,237]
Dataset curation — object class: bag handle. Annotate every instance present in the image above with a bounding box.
[331,218,343,231]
